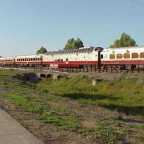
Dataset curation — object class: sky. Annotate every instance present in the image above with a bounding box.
[0,0,144,56]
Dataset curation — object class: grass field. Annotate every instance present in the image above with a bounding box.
[0,69,144,144]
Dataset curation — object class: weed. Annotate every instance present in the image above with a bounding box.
[40,111,80,130]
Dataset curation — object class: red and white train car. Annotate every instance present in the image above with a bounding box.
[42,47,102,68]
[0,57,15,66]
[15,55,42,66]
[101,47,144,65]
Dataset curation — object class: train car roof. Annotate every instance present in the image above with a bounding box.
[15,55,42,58]
[46,47,102,55]
[105,46,144,50]
[102,46,144,53]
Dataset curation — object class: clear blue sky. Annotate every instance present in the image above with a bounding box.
[0,0,144,56]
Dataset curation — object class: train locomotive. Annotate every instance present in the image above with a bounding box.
[1,46,144,72]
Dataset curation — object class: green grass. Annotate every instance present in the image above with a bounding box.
[36,75,144,117]
[0,69,144,143]
[40,111,80,130]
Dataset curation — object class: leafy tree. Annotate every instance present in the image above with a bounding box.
[110,33,137,48]
[64,38,84,49]
[36,46,47,54]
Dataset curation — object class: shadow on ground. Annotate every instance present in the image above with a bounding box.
[62,92,144,116]
[100,104,144,116]
[62,92,119,101]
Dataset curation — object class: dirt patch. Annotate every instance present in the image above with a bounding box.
[0,99,91,144]
[0,88,9,94]
[81,120,96,129]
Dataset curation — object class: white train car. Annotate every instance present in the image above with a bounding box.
[42,47,102,68]
[15,55,42,66]
[0,56,15,66]
[0,57,5,65]
[101,47,144,65]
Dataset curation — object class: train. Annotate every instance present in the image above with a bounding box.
[1,46,144,72]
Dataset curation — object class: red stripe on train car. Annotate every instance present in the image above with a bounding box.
[102,60,144,65]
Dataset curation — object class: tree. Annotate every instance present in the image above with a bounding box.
[64,38,84,49]
[110,33,137,48]
[36,46,47,54]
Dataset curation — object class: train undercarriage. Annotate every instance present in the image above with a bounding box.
[1,63,144,73]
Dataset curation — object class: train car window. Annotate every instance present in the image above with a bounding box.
[116,54,123,59]
[110,54,115,59]
[140,52,144,58]
[140,53,144,58]
[132,53,139,58]
[124,53,130,59]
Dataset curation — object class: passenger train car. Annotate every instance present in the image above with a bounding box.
[15,55,42,66]
[42,47,102,68]
[0,57,15,66]
[101,47,144,65]
[1,46,144,71]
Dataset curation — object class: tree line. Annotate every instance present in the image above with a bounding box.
[36,33,138,54]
